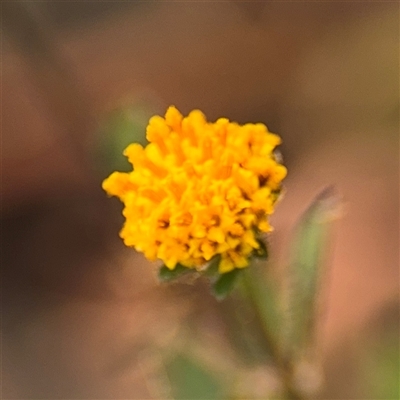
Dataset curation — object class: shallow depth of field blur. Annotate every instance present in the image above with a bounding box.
[2,3,399,399]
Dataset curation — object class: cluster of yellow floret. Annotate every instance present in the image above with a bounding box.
[102,106,287,273]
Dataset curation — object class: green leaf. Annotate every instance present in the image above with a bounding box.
[357,301,399,399]
[212,269,241,300]
[159,264,193,282]
[165,354,222,399]
[284,186,341,358]
[362,332,400,399]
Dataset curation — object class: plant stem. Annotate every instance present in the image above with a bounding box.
[241,269,305,400]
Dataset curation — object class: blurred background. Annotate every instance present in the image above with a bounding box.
[2,2,399,399]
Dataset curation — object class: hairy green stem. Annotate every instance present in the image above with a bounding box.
[241,269,304,400]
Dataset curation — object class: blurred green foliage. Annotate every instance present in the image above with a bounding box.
[360,316,399,399]
[165,354,222,400]
[96,102,155,177]
[241,263,281,352]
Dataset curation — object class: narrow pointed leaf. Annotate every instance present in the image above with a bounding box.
[159,263,193,282]
[284,186,341,358]
[212,269,241,300]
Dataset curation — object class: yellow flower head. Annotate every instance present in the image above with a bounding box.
[102,107,287,274]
